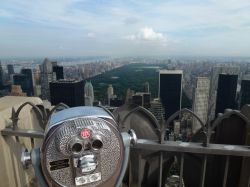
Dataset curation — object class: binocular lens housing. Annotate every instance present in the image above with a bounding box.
[41,107,124,187]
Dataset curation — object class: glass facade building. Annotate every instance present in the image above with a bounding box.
[159,70,182,120]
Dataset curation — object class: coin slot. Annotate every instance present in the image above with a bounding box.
[84,142,91,151]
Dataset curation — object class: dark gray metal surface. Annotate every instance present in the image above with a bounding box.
[113,104,172,187]
[134,139,250,157]
[1,128,44,138]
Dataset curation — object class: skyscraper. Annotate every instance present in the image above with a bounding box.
[84,81,94,106]
[159,70,183,120]
[13,74,30,96]
[215,74,238,115]
[192,77,210,133]
[0,61,3,88]
[132,92,151,109]
[125,88,135,103]
[132,94,143,106]
[240,79,250,108]
[40,58,57,100]
[53,65,64,80]
[107,84,114,106]
[143,93,151,109]
[149,98,165,122]
[33,69,41,85]
[34,85,42,97]
[110,98,124,107]
[21,69,34,96]
[7,64,14,75]
[209,66,239,119]
[143,82,150,93]
[50,79,84,107]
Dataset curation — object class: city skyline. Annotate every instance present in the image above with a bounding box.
[1,0,250,57]
[1,57,250,121]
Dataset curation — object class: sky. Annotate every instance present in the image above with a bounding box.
[0,0,250,57]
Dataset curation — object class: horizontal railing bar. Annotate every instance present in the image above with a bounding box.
[134,139,250,157]
[1,128,44,139]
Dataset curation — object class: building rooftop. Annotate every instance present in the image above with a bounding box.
[159,70,183,74]
[51,79,80,83]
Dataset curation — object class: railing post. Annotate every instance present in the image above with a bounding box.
[138,153,142,187]
[158,152,163,187]
[159,117,165,187]
[223,155,230,187]
[248,175,250,187]
[30,138,35,149]
[128,160,132,187]
[179,153,184,187]
[10,107,19,142]
[200,155,207,187]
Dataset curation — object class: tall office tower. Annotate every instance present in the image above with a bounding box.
[34,85,42,97]
[192,77,210,134]
[107,84,114,106]
[110,98,124,107]
[209,66,239,119]
[132,92,151,109]
[0,61,3,88]
[53,65,64,80]
[21,69,34,96]
[50,79,84,107]
[13,74,30,96]
[84,96,93,106]
[132,94,143,106]
[240,79,250,108]
[215,74,238,115]
[40,58,57,100]
[143,82,150,93]
[143,93,151,109]
[159,70,183,120]
[33,69,41,85]
[149,98,165,122]
[125,88,135,103]
[7,64,14,75]
[84,81,94,106]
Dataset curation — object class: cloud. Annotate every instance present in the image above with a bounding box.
[87,32,95,38]
[0,9,12,18]
[139,27,166,41]
[1,0,250,57]
[125,27,167,43]
[123,17,139,25]
[58,45,64,50]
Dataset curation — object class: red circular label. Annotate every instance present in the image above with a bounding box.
[80,128,91,139]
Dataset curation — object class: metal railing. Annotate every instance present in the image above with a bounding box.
[133,139,250,187]
[128,108,250,187]
[1,103,250,187]
[1,102,69,149]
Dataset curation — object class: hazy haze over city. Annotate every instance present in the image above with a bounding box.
[1,0,250,57]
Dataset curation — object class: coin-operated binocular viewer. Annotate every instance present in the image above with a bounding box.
[22,106,137,187]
